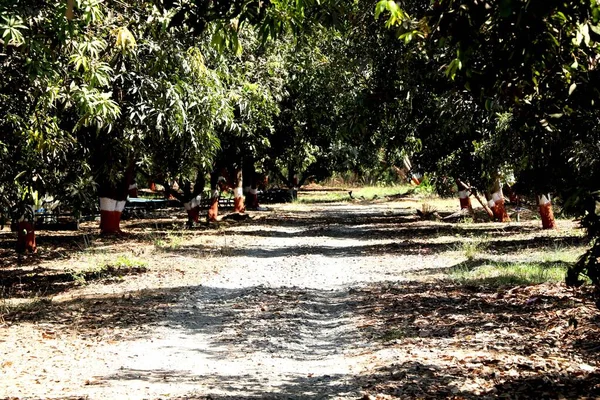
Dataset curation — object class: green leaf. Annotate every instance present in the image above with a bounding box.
[569,83,577,96]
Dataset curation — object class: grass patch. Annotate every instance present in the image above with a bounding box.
[380,328,408,342]
[69,255,148,285]
[297,185,413,204]
[297,191,349,204]
[448,260,569,287]
[353,185,412,199]
[153,230,186,251]
[459,238,489,261]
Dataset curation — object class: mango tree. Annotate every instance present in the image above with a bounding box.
[377,0,600,296]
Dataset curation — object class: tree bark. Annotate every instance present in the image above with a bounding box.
[208,170,220,222]
[490,179,510,222]
[456,180,472,210]
[538,194,557,229]
[98,159,135,235]
[233,167,245,213]
[182,172,205,226]
[66,0,75,20]
[16,205,36,254]
[243,161,260,210]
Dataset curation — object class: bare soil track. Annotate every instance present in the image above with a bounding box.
[0,198,599,399]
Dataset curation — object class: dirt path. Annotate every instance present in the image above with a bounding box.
[1,200,598,399]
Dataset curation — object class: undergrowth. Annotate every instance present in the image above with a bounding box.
[69,255,148,285]
[448,260,570,287]
[297,185,413,204]
[153,230,186,251]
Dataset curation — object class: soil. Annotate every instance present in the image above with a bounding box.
[0,198,598,399]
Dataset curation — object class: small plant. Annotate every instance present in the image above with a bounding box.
[112,254,147,269]
[220,236,235,256]
[413,174,436,196]
[417,202,439,220]
[448,261,571,287]
[67,254,148,285]
[82,234,93,250]
[154,230,185,251]
[458,238,488,261]
[381,328,406,342]
[69,269,88,285]
[0,295,8,325]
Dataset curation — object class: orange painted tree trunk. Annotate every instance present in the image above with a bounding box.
[538,194,557,229]
[459,190,472,210]
[16,206,36,254]
[208,170,220,222]
[128,183,138,198]
[490,179,510,222]
[181,172,205,226]
[99,198,127,235]
[456,180,472,210]
[99,160,135,235]
[233,167,245,214]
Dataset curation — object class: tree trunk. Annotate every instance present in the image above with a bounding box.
[456,180,472,210]
[183,172,205,226]
[538,194,557,229]
[490,180,510,222]
[243,162,260,210]
[99,198,126,235]
[99,158,135,235]
[458,190,472,210]
[233,167,245,213]
[290,174,299,201]
[16,206,36,254]
[184,201,201,224]
[66,0,75,20]
[208,170,220,222]
[128,183,138,198]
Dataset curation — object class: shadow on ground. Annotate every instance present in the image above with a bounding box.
[1,204,597,399]
[358,362,600,400]
[158,234,586,259]
[0,265,147,297]
[4,281,599,399]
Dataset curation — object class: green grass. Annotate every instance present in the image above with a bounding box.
[69,254,148,285]
[448,260,569,286]
[297,185,413,204]
[380,328,407,342]
[296,191,349,203]
[153,230,186,251]
[454,238,490,261]
[109,255,148,269]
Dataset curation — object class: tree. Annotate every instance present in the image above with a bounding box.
[1,0,120,245]
[377,0,600,297]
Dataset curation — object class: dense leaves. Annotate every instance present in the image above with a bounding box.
[377,0,600,297]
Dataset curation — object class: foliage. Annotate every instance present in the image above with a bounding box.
[448,261,572,287]
[376,0,600,294]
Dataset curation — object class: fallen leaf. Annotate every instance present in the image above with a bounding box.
[42,331,55,339]
[580,363,596,372]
